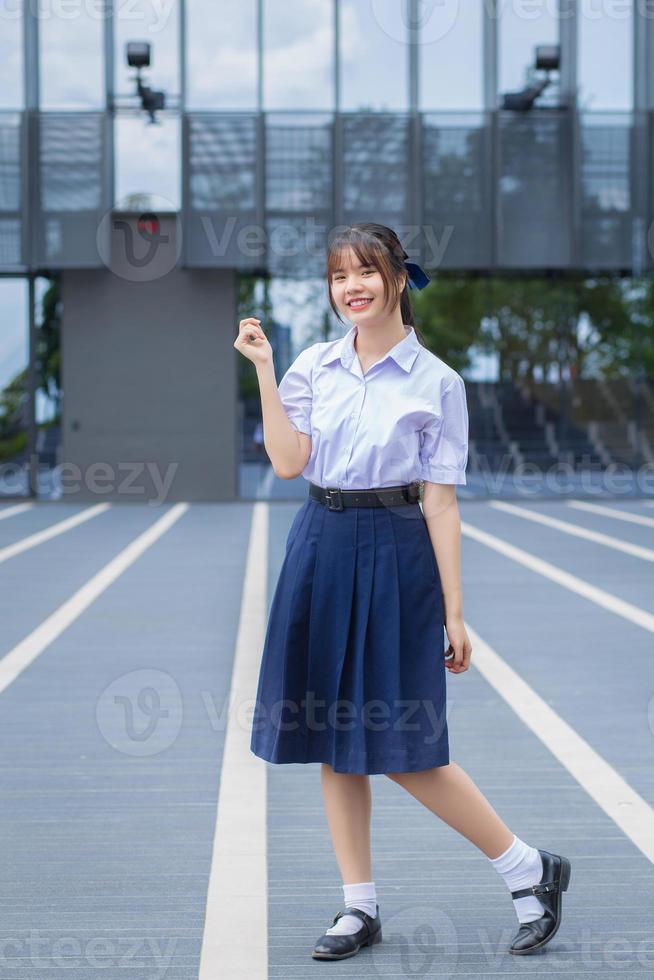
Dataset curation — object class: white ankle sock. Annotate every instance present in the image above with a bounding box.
[325,881,377,935]
[489,834,546,924]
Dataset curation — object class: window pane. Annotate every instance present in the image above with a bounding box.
[578,0,633,110]
[187,0,257,108]
[115,116,180,210]
[0,1,22,108]
[40,0,103,108]
[499,0,558,105]
[419,0,483,110]
[264,0,334,110]
[340,0,408,110]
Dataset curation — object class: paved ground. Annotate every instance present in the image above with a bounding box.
[0,492,652,978]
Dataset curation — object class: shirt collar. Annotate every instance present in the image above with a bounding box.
[323,323,421,374]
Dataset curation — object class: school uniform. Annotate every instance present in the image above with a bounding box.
[249,322,469,775]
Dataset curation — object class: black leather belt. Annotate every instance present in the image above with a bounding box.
[309,481,422,511]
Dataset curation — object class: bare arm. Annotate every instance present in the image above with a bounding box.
[233,318,311,480]
[421,481,472,673]
[256,360,311,479]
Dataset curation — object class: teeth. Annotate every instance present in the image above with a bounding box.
[350,299,371,307]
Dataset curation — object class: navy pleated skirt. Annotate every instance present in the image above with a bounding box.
[249,492,449,775]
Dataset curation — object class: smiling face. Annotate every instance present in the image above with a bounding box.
[328,242,406,323]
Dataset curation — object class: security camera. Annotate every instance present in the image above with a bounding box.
[535,45,560,72]
[126,42,151,69]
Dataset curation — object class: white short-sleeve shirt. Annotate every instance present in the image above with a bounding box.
[276,322,469,489]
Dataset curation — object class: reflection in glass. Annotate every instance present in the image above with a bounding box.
[264,0,334,109]
[35,276,62,498]
[115,115,180,210]
[40,2,103,108]
[419,0,483,110]
[266,114,332,210]
[578,0,633,110]
[580,113,631,268]
[0,278,28,497]
[0,111,22,267]
[340,0,407,110]
[187,0,257,108]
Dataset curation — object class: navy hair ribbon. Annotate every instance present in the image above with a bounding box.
[404,260,431,290]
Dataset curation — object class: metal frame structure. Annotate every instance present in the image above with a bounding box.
[2,0,653,278]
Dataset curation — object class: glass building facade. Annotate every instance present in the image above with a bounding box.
[1,1,653,501]
[1,0,650,274]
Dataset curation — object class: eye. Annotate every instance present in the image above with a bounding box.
[333,269,373,280]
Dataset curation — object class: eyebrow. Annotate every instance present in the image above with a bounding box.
[332,262,374,274]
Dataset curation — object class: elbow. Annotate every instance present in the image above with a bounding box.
[273,465,299,480]
[271,432,309,481]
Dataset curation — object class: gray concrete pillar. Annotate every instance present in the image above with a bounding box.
[61,214,238,503]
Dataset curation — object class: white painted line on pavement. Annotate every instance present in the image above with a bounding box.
[0,504,111,564]
[566,499,654,528]
[461,520,654,632]
[199,502,268,980]
[0,503,33,521]
[467,622,654,864]
[0,503,189,694]
[490,500,654,561]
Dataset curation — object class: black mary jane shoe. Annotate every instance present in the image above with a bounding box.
[311,904,382,960]
[508,848,572,955]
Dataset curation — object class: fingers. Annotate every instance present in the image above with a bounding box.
[235,318,266,347]
[444,640,471,673]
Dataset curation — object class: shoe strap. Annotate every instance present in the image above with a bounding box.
[333,905,376,932]
[510,880,558,899]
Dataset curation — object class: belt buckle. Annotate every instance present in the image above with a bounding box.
[325,487,344,511]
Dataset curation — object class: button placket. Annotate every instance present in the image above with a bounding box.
[340,378,366,485]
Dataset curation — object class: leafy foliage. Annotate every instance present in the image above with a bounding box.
[413,272,654,381]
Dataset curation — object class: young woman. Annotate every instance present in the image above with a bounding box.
[234,223,571,962]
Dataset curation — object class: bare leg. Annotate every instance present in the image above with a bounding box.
[320,763,372,883]
[385,761,514,859]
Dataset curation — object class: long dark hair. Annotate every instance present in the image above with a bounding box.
[325,223,428,348]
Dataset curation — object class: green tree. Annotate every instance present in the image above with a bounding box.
[37,277,62,421]
[412,275,486,373]
[413,272,654,382]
